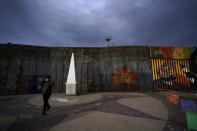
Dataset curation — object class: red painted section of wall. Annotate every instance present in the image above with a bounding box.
[158,47,173,58]
[113,66,136,87]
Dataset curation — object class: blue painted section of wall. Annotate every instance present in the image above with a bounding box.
[27,75,45,94]
[136,60,153,91]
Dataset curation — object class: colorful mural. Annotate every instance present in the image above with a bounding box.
[151,47,193,59]
[112,66,138,91]
[151,47,197,91]
[152,59,196,91]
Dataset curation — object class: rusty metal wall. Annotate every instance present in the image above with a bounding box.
[0,44,153,95]
[0,44,51,95]
[0,45,20,94]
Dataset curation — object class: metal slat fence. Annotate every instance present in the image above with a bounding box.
[152,58,195,92]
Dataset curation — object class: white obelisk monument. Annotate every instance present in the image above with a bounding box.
[66,53,77,95]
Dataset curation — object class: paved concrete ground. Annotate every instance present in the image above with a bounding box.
[28,93,102,107]
[0,92,191,131]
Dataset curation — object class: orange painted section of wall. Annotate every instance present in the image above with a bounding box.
[113,66,136,87]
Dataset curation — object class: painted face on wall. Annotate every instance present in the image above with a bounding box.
[156,63,176,85]
[153,59,191,91]
[182,66,190,73]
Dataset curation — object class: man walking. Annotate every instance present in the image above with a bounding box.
[41,75,54,115]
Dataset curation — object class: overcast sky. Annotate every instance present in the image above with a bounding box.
[0,0,197,47]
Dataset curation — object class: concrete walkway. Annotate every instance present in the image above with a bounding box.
[49,93,168,131]
[0,93,169,131]
[28,93,102,107]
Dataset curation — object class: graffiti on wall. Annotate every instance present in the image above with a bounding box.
[152,47,193,59]
[152,59,196,91]
[21,75,47,94]
[112,66,138,91]
[151,47,197,91]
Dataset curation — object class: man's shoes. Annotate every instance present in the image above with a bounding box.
[42,112,48,116]
[47,106,51,111]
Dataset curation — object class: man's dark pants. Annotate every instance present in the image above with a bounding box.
[43,93,51,114]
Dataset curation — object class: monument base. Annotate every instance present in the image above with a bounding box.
[66,84,77,95]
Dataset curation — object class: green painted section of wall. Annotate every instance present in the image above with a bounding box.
[151,47,196,59]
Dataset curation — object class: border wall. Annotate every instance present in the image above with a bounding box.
[0,44,196,95]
